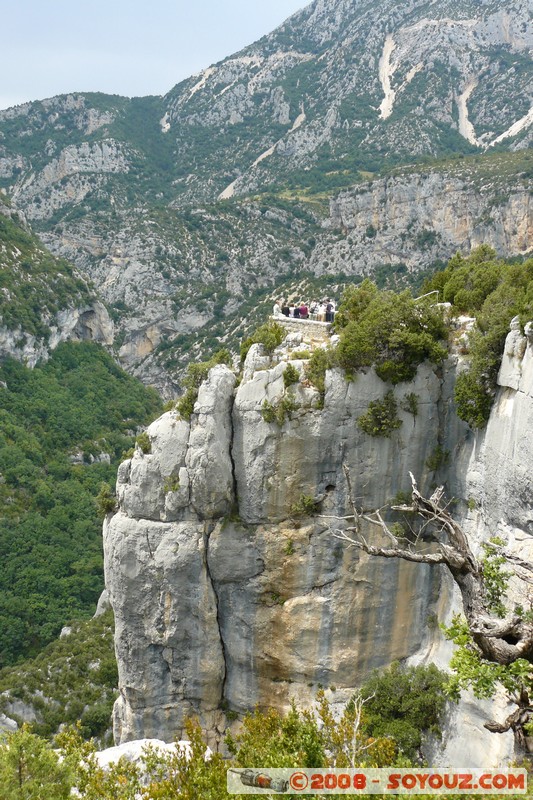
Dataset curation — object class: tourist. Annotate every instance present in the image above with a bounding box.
[273,300,283,318]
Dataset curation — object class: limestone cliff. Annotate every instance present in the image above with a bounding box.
[316,166,532,274]
[0,0,530,392]
[104,325,467,746]
[104,318,533,764]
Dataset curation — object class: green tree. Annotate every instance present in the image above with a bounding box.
[424,249,533,427]
[227,704,325,770]
[334,281,447,384]
[334,471,533,752]
[0,725,72,799]
[359,663,448,761]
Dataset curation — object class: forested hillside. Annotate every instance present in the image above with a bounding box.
[0,342,161,666]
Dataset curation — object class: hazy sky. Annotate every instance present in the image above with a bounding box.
[0,0,309,110]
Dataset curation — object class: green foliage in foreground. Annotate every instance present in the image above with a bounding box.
[424,247,533,427]
[334,280,448,384]
[360,663,449,761]
[0,663,449,798]
[0,342,161,666]
[443,615,531,702]
[0,612,117,742]
[0,725,72,800]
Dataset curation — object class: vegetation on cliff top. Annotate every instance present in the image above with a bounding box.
[423,247,533,427]
[302,279,448,398]
[334,280,448,384]
[0,341,161,666]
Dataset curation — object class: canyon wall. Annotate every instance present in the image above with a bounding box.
[104,320,533,763]
[104,329,464,745]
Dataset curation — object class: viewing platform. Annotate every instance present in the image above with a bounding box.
[271,315,332,345]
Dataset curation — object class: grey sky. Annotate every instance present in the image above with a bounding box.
[0,0,309,110]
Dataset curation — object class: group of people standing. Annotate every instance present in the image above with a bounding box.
[273,298,336,323]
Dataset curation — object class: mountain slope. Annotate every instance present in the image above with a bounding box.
[0,194,112,365]
[0,342,161,667]
[0,0,530,391]
[164,0,532,202]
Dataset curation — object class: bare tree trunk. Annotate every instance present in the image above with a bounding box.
[330,467,533,746]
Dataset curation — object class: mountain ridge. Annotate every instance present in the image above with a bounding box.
[0,0,531,392]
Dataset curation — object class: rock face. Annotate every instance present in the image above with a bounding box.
[105,321,533,764]
[0,197,114,366]
[0,302,114,367]
[318,170,532,274]
[421,318,533,767]
[105,340,467,746]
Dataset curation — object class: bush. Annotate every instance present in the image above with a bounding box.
[261,399,277,424]
[283,362,300,388]
[334,280,448,384]
[290,494,320,517]
[360,662,449,762]
[95,482,116,518]
[424,249,533,427]
[176,387,197,420]
[305,347,337,402]
[240,321,285,364]
[176,349,232,420]
[261,392,298,425]
[400,392,419,417]
[135,431,151,454]
[426,444,450,472]
[358,391,402,438]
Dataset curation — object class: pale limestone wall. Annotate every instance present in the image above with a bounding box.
[105,324,533,763]
[421,318,533,767]
[104,336,470,747]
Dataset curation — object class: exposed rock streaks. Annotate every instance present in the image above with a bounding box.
[104,322,533,765]
[490,106,533,147]
[379,35,397,120]
[457,79,480,146]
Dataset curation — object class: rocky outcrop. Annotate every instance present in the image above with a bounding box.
[104,335,469,746]
[105,318,533,764]
[0,302,114,367]
[317,171,532,274]
[417,318,533,766]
